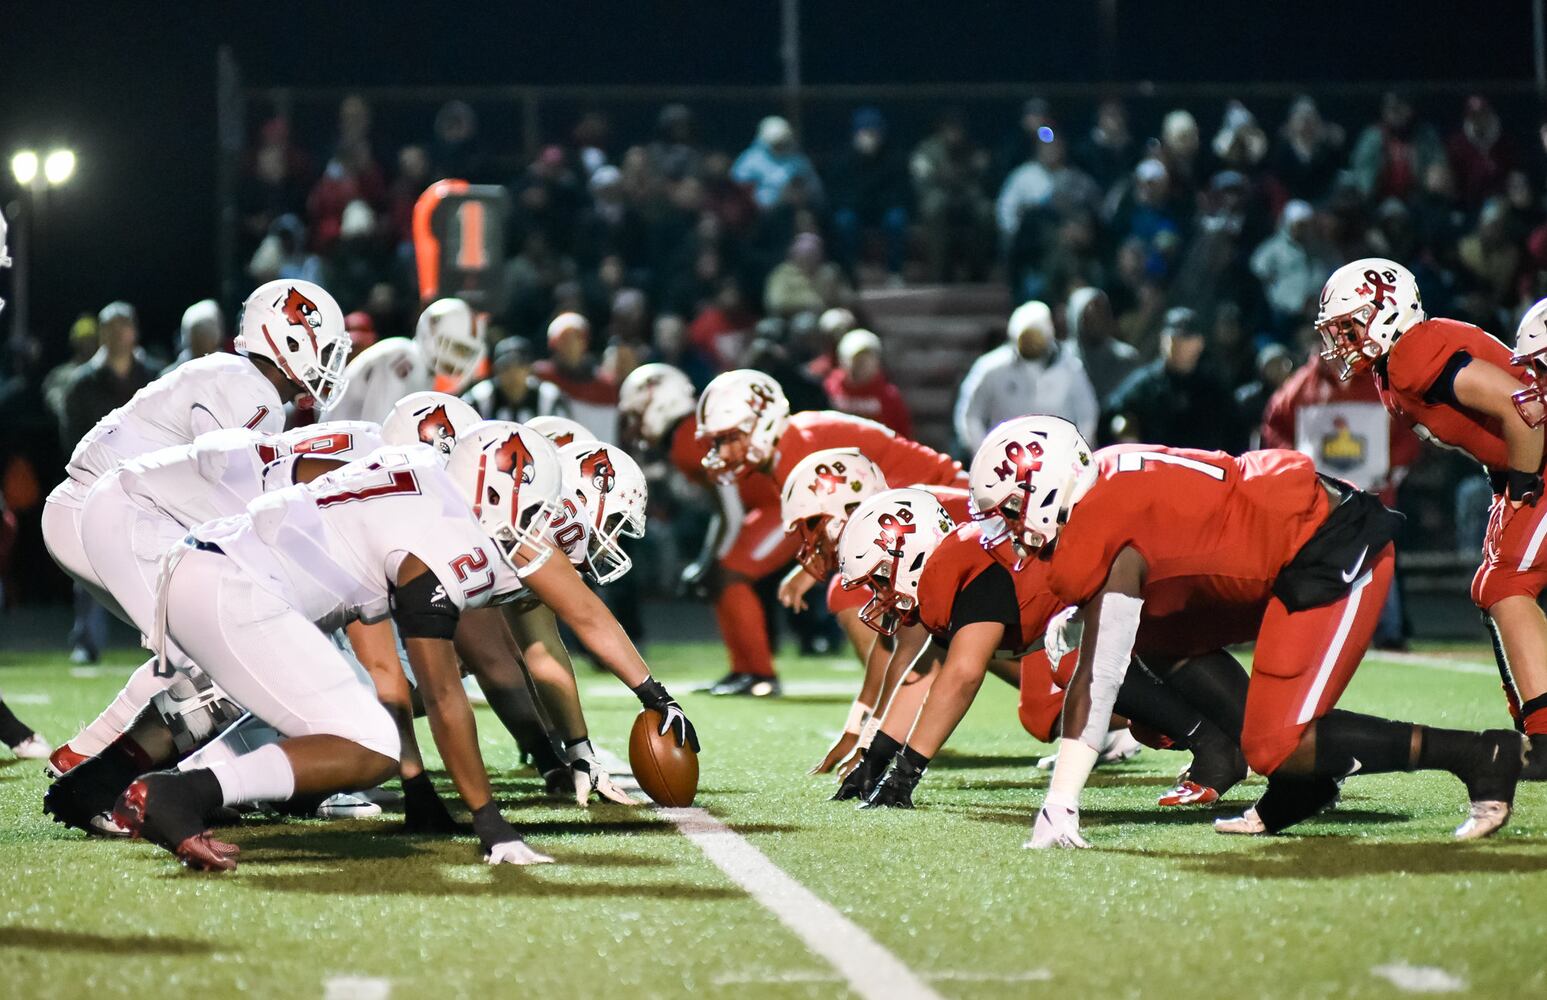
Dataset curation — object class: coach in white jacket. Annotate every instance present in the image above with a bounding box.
[953,299,1098,452]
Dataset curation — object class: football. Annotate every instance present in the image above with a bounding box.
[628,708,699,807]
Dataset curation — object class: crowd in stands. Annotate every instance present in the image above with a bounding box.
[2,88,1539,618]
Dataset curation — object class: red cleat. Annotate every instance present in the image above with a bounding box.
[45,743,89,779]
[112,778,240,872]
[1157,779,1221,807]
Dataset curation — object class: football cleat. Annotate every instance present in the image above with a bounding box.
[9,733,52,760]
[1213,807,1267,835]
[1454,801,1512,841]
[45,742,89,778]
[1098,728,1144,764]
[1454,730,1525,806]
[112,777,239,873]
[1522,734,1547,781]
[1157,779,1220,807]
[706,673,782,697]
[316,791,383,819]
[43,775,123,836]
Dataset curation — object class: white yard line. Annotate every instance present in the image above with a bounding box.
[1366,650,1498,676]
[595,746,944,1000]
[321,974,392,1000]
[1370,963,1467,993]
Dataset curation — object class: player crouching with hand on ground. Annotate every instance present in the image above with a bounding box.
[972,416,1523,849]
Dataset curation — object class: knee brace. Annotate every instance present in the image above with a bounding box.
[151,671,244,753]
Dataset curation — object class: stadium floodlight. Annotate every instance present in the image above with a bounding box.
[43,149,76,186]
[10,149,38,186]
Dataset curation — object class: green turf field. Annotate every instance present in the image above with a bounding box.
[2,641,1544,999]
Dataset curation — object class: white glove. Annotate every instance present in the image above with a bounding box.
[1043,605,1081,664]
[565,738,638,807]
[485,839,555,865]
[1026,800,1090,849]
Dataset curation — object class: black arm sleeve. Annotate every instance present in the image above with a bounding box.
[945,563,1020,641]
[390,569,461,640]
[1421,350,1473,408]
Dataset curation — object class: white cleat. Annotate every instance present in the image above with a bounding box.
[9,733,53,760]
[317,791,383,819]
[1098,728,1143,764]
[1454,801,1511,841]
[1214,807,1267,835]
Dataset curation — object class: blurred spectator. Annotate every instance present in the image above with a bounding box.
[688,277,756,372]
[387,145,432,248]
[535,312,619,441]
[1250,200,1337,334]
[764,233,851,317]
[1446,96,1517,209]
[513,145,585,256]
[431,100,482,181]
[43,315,99,424]
[823,328,913,437]
[237,117,312,253]
[1075,97,1137,192]
[571,110,612,178]
[955,299,1097,451]
[1066,287,1139,402]
[996,97,1055,182]
[607,287,651,345]
[651,313,716,389]
[463,335,564,423]
[248,214,326,285]
[1234,343,1296,438]
[1458,197,1522,306]
[1108,158,1183,272]
[1351,91,1444,202]
[162,299,225,375]
[741,323,828,414]
[911,111,994,281]
[1105,306,1246,452]
[307,140,386,253]
[1158,109,1205,202]
[648,104,701,182]
[1169,171,1263,327]
[998,129,1100,298]
[328,200,390,312]
[829,107,911,282]
[61,302,153,663]
[732,116,823,210]
[344,311,378,360]
[1269,95,1344,202]
[701,150,760,236]
[576,165,648,270]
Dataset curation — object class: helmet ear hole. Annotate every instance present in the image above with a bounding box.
[486,486,501,506]
[286,336,301,352]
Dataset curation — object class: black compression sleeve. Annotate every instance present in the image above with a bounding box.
[1421,350,1474,408]
[947,563,1020,639]
[391,569,461,640]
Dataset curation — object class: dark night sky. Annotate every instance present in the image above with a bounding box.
[0,0,1539,354]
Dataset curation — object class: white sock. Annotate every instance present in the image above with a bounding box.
[207,743,296,807]
[70,660,173,755]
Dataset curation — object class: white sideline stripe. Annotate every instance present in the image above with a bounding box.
[594,747,943,1000]
[1368,650,1498,677]
[322,975,392,1000]
[1370,963,1467,993]
[1297,569,1371,724]
[4,692,50,705]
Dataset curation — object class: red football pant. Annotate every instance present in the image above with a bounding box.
[1017,648,1074,743]
[713,504,801,678]
[1472,494,1547,607]
[1242,544,1396,775]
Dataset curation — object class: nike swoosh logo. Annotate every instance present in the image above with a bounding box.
[1341,545,1369,583]
[1346,757,1362,775]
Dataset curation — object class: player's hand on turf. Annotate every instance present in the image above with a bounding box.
[564,738,637,807]
[402,772,462,834]
[778,567,819,612]
[1027,801,1089,849]
[632,676,701,752]
[810,729,859,775]
[486,839,555,865]
[471,802,552,864]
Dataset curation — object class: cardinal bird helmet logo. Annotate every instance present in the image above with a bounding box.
[579,448,617,494]
[416,405,456,448]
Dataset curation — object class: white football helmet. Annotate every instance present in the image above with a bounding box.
[446,421,564,575]
[526,414,597,449]
[1512,297,1547,427]
[1315,258,1424,379]
[695,369,790,482]
[235,279,352,410]
[559,441,648,585]
[415,298,486,390]
[618,362,697,450]
[969,415,1097,565]
[836,488,956,636]
[780,447,889,579]
[382,391,482,458]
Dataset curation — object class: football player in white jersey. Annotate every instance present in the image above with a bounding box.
[40,279,351,628]
[327,297,486,423]
[102,423,693,870]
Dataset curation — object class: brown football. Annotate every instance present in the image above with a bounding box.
[628,708,699,807]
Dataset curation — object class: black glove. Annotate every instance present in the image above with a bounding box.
[860,753,924,809]
[633,676,700,751]
[833,732,900,802]
[470,802,553,865]
[402,772,462,834]
[678,561,713,599]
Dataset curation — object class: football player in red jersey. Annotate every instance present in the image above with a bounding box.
[693,368,967,695]
[617,363,801,697]
[1319,259,1547,777]
[836,489,1250,810]
[971,415,1524,848]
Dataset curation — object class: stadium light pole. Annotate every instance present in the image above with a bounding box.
[7,146,77,341]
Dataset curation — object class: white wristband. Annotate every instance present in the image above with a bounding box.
[844,701,873,734]
[1045,738,1100,809]
[856,717,881,749]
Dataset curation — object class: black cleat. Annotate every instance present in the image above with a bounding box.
[860,756,923,810]
[832,749,891,802]
[1522,733,1547,781]
[43,770,129,837]
[705,673,782,697]
[1455,730,1526,805]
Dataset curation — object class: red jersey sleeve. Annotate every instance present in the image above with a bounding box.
[668,417,710,486]
[1384,323,1464,400]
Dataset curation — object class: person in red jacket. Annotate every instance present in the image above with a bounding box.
[821,329,914,438]
[1318,258,1547,777]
